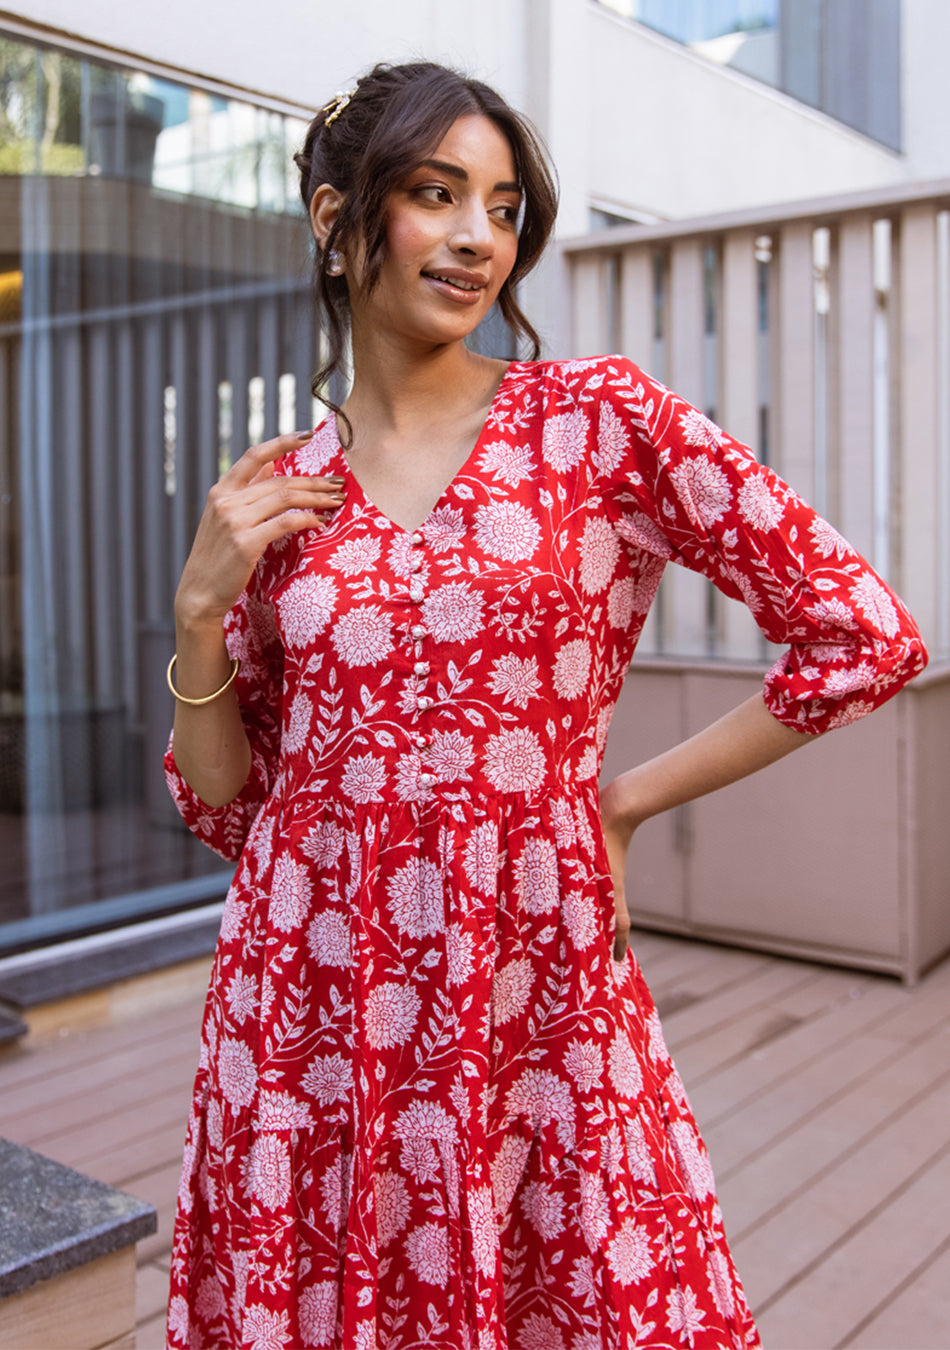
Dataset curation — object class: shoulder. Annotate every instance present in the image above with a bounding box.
[509,354,658,408]
[273,416,339,478]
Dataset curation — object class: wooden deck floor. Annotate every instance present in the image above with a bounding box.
[1,931,948,1350]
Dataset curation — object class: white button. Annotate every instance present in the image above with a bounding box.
[411,624,426,639]
[415,735,430,749]
[409,584,424,603]
[419,773,436,788]
[411,531,424,545]
[410,558,424,574]
[414,662,429,676]
[417,696,433,711]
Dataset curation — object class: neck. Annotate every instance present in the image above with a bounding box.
[342,331,506,439]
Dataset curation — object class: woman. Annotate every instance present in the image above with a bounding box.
[164,61,926,1350]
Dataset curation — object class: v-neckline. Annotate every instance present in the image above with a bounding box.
[328,361,521,536]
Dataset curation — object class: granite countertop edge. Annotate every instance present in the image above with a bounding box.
[0,1202,157,1297]
[0,1137,159,1299]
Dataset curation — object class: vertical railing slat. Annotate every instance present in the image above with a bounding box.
[260,295,280,439]
[87,322,119,701]
[619,245,662,655]
[664,239,710,657]
[571,256,607,358]
[720,230,765,659]
[898,204,939,640]
[619,246,653,368]
[836,216,875,562]
[195,307,219,505]
[775,221,816,504]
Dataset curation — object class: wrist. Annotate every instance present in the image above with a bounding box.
[174,592,228,640]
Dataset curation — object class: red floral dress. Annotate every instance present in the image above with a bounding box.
[164,356,926,1350]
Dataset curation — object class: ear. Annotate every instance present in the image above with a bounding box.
[310,185,344,250]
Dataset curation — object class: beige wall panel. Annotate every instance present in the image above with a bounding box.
[684,672,903,960]
[600,667,686,922]
[776,221,816,502]
[898,204,939,640]
[836,216,875,560]
[908,676,950,974]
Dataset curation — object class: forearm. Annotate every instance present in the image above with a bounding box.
[601,692,812,843]
[171,613,252,808]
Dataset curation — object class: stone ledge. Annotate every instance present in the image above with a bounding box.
[0,1139,156,1298]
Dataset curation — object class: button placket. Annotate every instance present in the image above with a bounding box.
[403,528,437,793]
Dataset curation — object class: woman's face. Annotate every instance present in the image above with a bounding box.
[348,113,522,353]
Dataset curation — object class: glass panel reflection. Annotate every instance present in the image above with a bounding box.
[0,28,315,948]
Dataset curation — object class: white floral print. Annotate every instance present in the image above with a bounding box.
[670,454,733,529]
[422,582,484,642]
[474,499,541,562]
[364,981,421,1049]
[277,573,336,648]
[330,604,394,665]
[552,638,593,700]
[578,517,621,595]
[542,408,589,472]
[488,653,542,708]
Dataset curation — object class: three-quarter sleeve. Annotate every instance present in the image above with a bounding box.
[164,563,284,861]
[593,357,927,733]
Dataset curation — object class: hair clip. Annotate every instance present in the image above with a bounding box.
[323,88,355,128]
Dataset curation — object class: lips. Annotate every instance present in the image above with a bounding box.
[422,270,486,292]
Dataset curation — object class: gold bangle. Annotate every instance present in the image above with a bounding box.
[166,653,241,706]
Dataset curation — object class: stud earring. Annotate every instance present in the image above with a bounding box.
[326,249,344,276]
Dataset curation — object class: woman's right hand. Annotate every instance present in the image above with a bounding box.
[175,431,345,628]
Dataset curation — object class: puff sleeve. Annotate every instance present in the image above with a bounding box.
[592,357,927,733]
[163,562,284,861]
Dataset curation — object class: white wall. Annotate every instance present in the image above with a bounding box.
[577,7,905,225]
[3,0,528,112]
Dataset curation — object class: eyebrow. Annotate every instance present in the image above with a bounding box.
[417,158,521,195]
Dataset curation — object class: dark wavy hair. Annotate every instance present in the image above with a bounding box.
[294,61,559,430]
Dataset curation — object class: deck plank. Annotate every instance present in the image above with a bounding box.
[702,1031,905,1175]
[754,1142,950,1349]
[718,1025,950,1236]
[731,1075,950,1309]
[0,997,204,1087]
[0,1042,199,1139]
[687,976,912,1124]
[843,1237,950,1349]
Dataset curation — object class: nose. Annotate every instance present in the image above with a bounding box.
[448,198,494,259]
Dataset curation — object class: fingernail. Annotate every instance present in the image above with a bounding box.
[327,476,346,486]
[295,429,313,439]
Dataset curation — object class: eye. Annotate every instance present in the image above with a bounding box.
[415,183,453,205]
[491,201,521,227]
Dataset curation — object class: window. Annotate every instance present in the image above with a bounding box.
[0,30,315,952]
[598,0,901,151]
